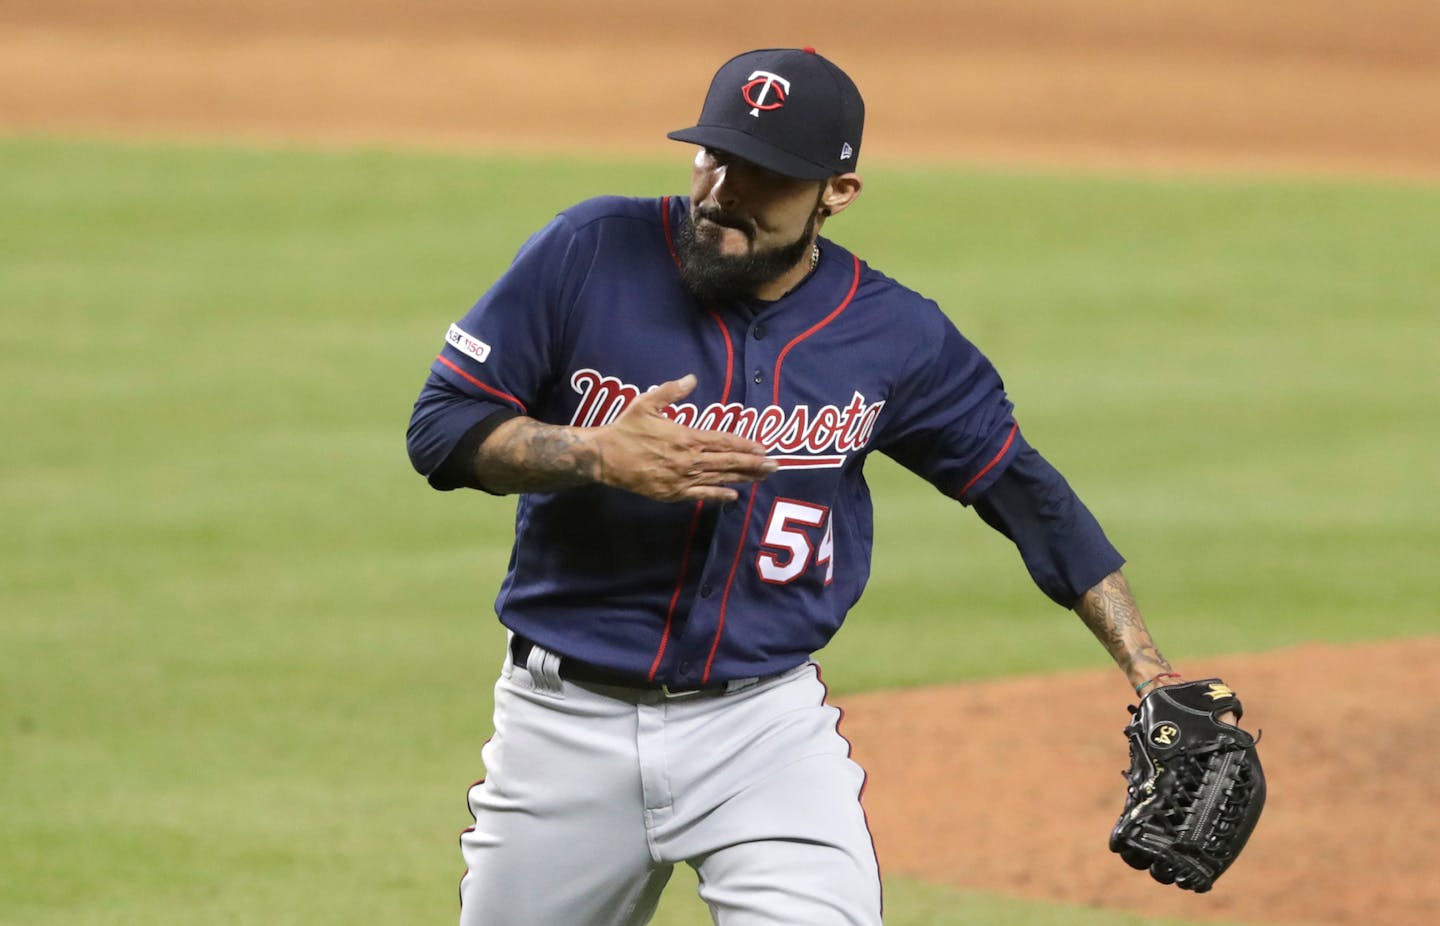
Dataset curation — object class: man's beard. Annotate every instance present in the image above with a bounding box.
[676,206,817,306]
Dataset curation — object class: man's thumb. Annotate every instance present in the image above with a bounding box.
[645,374,697,409]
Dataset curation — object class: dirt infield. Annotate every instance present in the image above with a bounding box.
[3,0,1438,178]
[6,3,1436,924]
[841,638,1440,926]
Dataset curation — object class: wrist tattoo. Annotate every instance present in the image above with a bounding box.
[475,420,596,493]
[1076,571,1171,680]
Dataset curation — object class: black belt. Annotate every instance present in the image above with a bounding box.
[510,634,724,694]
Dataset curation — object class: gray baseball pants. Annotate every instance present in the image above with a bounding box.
[456,639,882,925]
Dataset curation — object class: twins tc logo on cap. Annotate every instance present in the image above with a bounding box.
[742,70,790,117]
[667,47,864,180]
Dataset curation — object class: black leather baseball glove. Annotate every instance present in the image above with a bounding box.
[1109,678,1265,892]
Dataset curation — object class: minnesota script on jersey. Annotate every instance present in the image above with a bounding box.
[409,196,1023,688]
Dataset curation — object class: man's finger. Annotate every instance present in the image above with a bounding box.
[634,374,698,412]
[704,469,773,485]
[669,449,775,491]
[681,484,741,503]
[686,427,770,457]
[694,451,777,478]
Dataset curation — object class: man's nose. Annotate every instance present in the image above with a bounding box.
[708,165,741,211]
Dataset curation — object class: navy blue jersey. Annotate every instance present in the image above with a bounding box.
[410,195,1058,686]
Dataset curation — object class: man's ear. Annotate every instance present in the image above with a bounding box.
[820,173,863,218]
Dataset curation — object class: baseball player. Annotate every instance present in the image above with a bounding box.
[408,47,1195,926]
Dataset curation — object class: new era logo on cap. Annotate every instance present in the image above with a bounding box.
[668,47,865,181]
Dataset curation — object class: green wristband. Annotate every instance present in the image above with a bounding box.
[1135,672,1181,695]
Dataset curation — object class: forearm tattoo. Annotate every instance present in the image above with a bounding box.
[1075,570,1172,683]
[473,419,598,494]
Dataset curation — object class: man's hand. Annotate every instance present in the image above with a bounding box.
[591,374,776,502]
[472,374,774,500]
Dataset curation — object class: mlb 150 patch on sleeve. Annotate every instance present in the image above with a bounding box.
[447,324,491,364]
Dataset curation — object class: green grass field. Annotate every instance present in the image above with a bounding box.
[2,137,1435,925]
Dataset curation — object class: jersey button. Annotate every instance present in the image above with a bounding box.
[721,501,736,514]
[752,369,765,385]
[699,583,712,598]
[753,324,767,340]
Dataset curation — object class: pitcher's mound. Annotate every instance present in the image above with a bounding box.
[838,637,1440,926]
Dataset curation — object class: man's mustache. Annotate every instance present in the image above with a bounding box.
[693,207,755,240]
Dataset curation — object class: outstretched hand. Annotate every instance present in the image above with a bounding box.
[592,374,776,502]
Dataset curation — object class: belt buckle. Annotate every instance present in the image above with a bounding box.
[659,683,710,700]
[659,675,762,699]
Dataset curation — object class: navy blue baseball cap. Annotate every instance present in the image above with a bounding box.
[668,47,864,180]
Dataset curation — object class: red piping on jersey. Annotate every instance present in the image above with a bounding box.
[707,309,735,399]
[698,315,737,684]
[648,500,705,681]
[435,355,527,413]
[772,253,861,405]
[703,487,759,685]
[645,266,733,682]
[958,421,1019,498]
[661,198,736,397]
[704,255,860,682]
[660,196,680,268]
